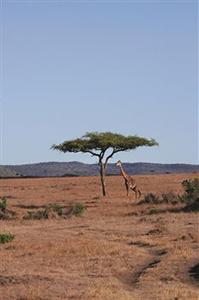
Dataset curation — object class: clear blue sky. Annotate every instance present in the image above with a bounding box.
[0,0,198,165]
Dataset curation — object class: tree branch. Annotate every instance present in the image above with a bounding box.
[99,148,108,161]
[104,149,123,166]
[82,150,100,158]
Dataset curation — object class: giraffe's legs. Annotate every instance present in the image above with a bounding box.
[131,187,141,199]
[125,180,129,196]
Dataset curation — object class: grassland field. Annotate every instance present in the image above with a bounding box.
[0,173,198,300]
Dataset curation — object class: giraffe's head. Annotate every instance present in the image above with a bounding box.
[116,160,122,167]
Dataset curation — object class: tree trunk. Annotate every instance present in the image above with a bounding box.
[99,162,106,196]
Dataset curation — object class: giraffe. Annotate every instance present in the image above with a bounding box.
[116,160,141,199]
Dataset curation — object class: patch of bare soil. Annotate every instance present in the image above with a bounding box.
[0,173,198,299]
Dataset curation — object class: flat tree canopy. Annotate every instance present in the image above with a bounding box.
[52,132,158,196]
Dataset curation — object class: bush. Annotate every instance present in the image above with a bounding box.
[0,197,15,220]
[0,197,7,212]
[161,192,178,204]
[140,191,181,205]
[70,203,85,216]
[49,203,63,215]
[148,207,159,214]
[181,178,199,212]
[24,204,62,220]
[141,178,199,213]
[141,193,160,204]
[23,203,86,219]
[0,233,15,244]
[24,209,49,220]
[181,179,199,201]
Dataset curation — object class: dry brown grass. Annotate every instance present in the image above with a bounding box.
[0,173,198,299]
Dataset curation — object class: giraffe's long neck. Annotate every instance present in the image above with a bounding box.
[119,165,128,180]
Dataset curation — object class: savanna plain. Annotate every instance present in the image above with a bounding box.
[0,173,198,300]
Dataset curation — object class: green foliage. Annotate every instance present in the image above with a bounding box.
[70,203,85,216]
[24,209,49,220]
[48,203,63,216]
[23,203,86,219]
[0,233,15,244]
[181,179,199,200]
[180,178,199,212]
[0,210,15,220]
[24,204,62,220]
[51,132,158,154]
[0,197,7,211]
[0,197,15,219]
[148,207,159,214]
[141,179,199,213]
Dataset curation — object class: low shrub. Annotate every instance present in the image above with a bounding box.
[0,197,7,212]
[0,233,15,244]
[141,193,160,204]
[24,204,61,220]
[23,203,86,220]
[148,207,160,214]
[181,178,199,212]
[49,204,63,215]
[140,192,181,205]
[161,192,178,204]
[0,197,15,220]
[24,209,49,220]
[70,203,85,216]
[140,178,199,213]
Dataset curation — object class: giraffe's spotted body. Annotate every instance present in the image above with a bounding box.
[116,160,141,199]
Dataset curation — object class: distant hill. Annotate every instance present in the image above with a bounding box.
[0,166,21,178]
[3,161,199,177]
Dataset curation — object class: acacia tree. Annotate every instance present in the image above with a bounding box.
[51,132,158,196]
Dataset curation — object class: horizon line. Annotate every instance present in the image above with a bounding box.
[1,160,199,166]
